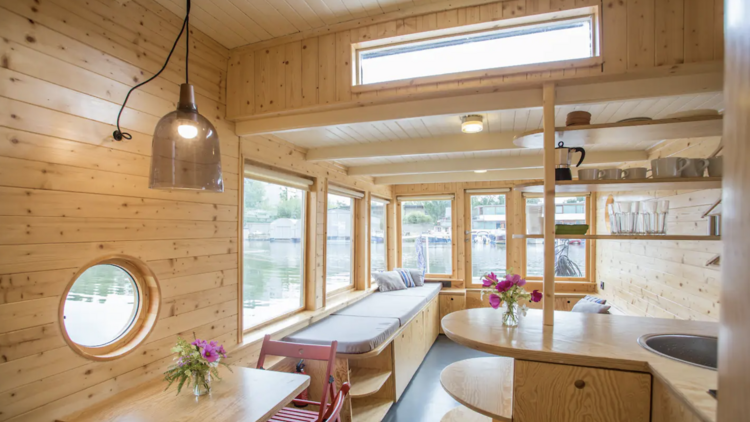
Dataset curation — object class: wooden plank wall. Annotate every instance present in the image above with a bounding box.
[595,136,722,321]
[0,0,241,421]
[226,0,725,120]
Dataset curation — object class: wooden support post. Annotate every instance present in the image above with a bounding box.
[542,83,556,326]
[237,155,245,343]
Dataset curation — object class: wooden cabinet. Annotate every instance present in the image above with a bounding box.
[393,311,425,400]
[439,293,465,333]
[423,296,439,354]
[651,377,705,422]
[513,360,652,422]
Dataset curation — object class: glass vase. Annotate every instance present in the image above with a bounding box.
[192,371,212,396]
[502,302,520,327]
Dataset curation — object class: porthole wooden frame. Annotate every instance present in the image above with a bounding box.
[59,254,161,361]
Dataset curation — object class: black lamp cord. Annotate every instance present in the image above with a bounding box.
[113,0,191,141]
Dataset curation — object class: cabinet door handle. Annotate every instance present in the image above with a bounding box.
[574,380,586,389]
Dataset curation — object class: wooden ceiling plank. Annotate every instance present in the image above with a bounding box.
[374,168,544,184]
[306,131,519,160]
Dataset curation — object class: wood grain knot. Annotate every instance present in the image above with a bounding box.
[574,380,585,389]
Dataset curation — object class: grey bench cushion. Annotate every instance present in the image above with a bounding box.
[378,282,441,302]
[283,315,400,354]
[334,294,426,326]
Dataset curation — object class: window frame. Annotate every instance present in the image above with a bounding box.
[59,255,160,361]
[396,195,456,279]
[325,189,359,297]
[465,191,511,288]
[352,6,601,91]
[369,197,390,286]
[521,194,592,282]
[241,169,310,333]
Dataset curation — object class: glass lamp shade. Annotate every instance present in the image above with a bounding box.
[149,84,223,192]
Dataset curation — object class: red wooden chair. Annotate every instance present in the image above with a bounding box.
[257,335,351,422]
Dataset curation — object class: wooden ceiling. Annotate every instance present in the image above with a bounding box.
[153,0,423,48]
[273,93,725,167]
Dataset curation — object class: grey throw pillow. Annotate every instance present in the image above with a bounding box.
[372,271,407,292]
[571,301,611,314]
[408,269,425,287]
[582,295,607,304]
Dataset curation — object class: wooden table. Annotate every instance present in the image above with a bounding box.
[62,366,310,422]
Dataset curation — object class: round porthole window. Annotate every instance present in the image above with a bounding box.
[60,256,160,360]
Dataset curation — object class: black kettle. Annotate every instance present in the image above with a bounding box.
[555,141,586,181]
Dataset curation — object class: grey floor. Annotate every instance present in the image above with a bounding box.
[382,335,492,422]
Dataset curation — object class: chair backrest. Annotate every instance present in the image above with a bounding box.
[257,335,339,422]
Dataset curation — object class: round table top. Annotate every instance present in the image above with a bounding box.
[439,357,513,422]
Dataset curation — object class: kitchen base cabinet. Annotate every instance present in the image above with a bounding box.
[651,377,705,422]
[512,360,652,422]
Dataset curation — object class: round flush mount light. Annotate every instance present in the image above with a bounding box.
[474,170,487,174]
[461,115,484,133]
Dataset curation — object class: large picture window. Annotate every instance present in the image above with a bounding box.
[399,196,453,276]
[326,192,355,294]
[370,198,388,276]
[357,14,595,85]
[468,193,508,284]
[242,165,310,330]
[525,195,588,279]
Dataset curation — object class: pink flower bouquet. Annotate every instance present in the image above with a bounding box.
[164,337,231,395]
[481,270,542,326]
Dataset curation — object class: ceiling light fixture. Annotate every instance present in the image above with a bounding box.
[461,115,484,133]
[474,170,488,174]
[111,0,223,192]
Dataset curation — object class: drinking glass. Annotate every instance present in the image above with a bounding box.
[614,201,640,234]
[655,200,670,235]
[640,201,658,234]
[607,204,619,234]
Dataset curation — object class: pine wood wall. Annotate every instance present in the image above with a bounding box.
[595,137,722,320]
[226,0,725,120]
[0,1,240,421]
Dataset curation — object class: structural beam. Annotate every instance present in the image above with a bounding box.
[236,88,541,136]
[347,150,648,176]
[374,169,544,185]
[233,67,722,136]
[306,131,521,161]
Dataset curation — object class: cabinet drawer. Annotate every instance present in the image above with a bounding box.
[513,360,651,422]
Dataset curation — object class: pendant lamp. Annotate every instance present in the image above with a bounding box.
[112,0,223,192]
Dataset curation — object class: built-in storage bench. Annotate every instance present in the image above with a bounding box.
[284,284,441,422]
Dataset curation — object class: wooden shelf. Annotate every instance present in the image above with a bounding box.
[516,177,722,193]
[352,397,393,422]
[513,115,723,148]
[513,234,721,241]
[439,357,513,422]
[441,406,491,422]
[349,368,392,398]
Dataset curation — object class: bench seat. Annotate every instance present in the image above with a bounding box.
[283,315,400,354]
[283,283,441,354]
[333,293,424,326]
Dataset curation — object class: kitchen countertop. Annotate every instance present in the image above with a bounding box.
[442,309,718,422]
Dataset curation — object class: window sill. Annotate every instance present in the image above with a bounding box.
[237,286,378,352]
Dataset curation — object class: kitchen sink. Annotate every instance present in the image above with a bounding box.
[638,334,718,370]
